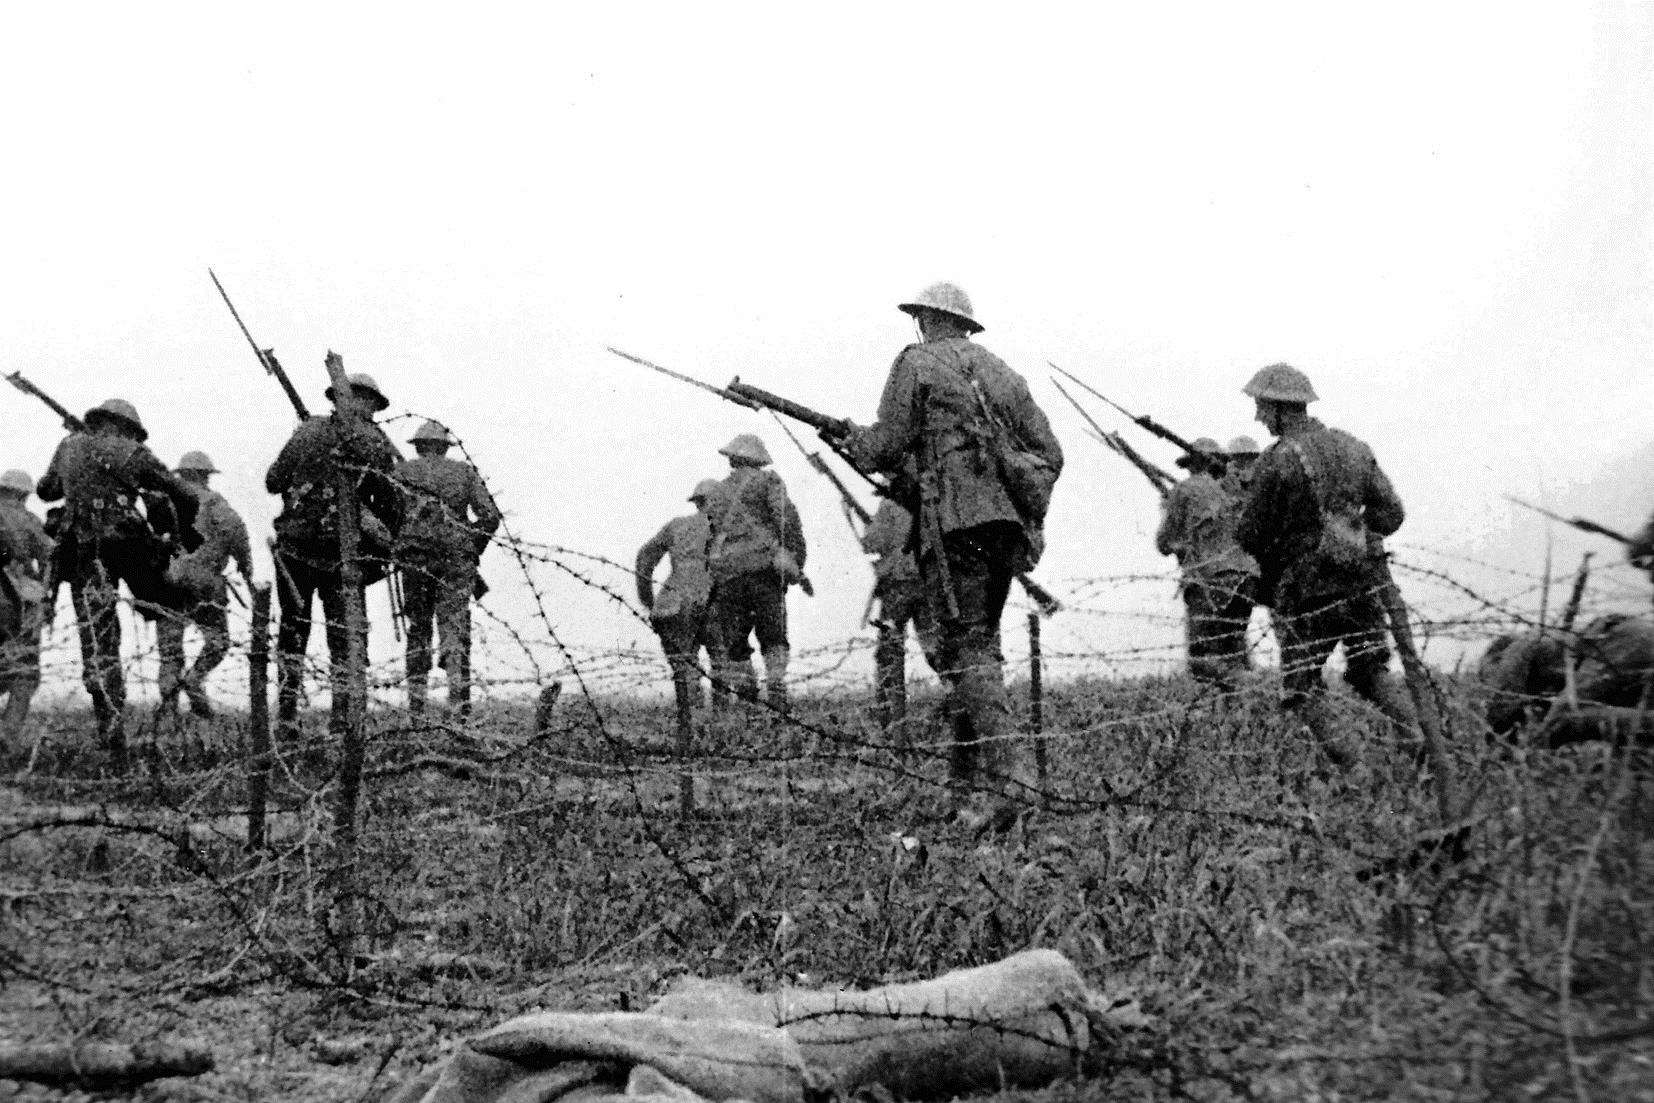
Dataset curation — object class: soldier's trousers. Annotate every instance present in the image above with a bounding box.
[1275,580,1414,764]
[156,594,230,715]
[402,557,474,713]
[653,607,725,713]
[921,521,1019,785]
[873,575,939,739]
[715,568,789,707]
[274,547,367,742]
[60,535,180,744]
[1182,573,1255,691]
[0,604,43,742]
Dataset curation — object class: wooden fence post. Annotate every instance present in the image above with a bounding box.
[1029,612,1047,800]
[247,583,271,852]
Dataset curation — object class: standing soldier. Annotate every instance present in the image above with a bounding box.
[156,451,254,717]
[1235,363,1414,766]
[707,434,808,711]
[861,496,939,738]
[838,282,1063,797]
[1224,436,1261,494]
[393,420,502,720]
[36,399,199,760]
[266,374,403,745]
[0,470,53,747]
[1155,437,1258,691]
[636,479,724,715]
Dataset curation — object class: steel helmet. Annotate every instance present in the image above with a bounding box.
[1227,435,1261,457]
[175,450,218,474]
[1242,363,1318,404]
[324,372,390,412]
[718,433,772,466]
[897,281,983,334]
[84,398,148,441]
[409,420,455,446]
[1175,437,1224,469]
[0,469,33,496]
[688,478,723,503]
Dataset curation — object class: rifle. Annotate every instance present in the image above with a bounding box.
[209,269,311,420]
[1051,376,1176,496]
[1505,496,1633,545]
[1049,362,1215,466]
[769,414,873,529]
[6,372,85,432]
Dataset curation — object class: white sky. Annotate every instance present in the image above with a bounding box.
[4,4,1650,697]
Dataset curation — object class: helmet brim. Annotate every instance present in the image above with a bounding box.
[325,386,391,412]
[84,409,148,443]
[898,302,984,334]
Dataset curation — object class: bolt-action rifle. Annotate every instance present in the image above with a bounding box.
[1049,362,1215,468]
[209,269,311,421]
[1504,496,1633,546]
[1050,376,1176,496]
[6,372,85,432]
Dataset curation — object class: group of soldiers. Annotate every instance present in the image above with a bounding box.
[5,278,1649,783]
[0,377,501,763]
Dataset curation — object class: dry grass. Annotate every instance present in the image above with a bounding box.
[3,675,1653,1101]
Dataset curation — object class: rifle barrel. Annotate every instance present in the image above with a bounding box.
[209,269,311,420]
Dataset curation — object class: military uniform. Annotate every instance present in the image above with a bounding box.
[1236,395,1412,755]
[861,498,939,737]
[1479,631,1567,735]
[707,438,806,708]
[0,479,53,744]
[1481,617,1653,739]
[393,433,501,716]
[156,471,252,717]
[1156,457,1258,690]
[637,481,725,713]
[37,402,200,750]
[266,379,403,741]
[843,284,1062,785]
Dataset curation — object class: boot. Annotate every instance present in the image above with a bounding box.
[182,672,214,718]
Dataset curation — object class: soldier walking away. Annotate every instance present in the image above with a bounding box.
[637,479,726,716]
[862,496,940,740]
[838,281,1063,807]
[36,399,200,762]
[1155,437,1259,691]
[1235,363,1414,767]
[156,452,254,718]
[266,373,403,747]
[0,470,54,748]
[707,433,808,712]
[393,420,502,720]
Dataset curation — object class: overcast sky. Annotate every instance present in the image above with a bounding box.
[4,5,1650,699]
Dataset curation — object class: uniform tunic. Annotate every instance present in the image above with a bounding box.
[708,466,805,678]
[0,502,52,688]
[157,486,252,712]
[861,498,937,735]
[637,511,722,705]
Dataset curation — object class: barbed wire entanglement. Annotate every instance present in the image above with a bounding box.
[5,430,1653,1099]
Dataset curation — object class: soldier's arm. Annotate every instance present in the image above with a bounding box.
[1001,371,1064,477]
[1154,488,1183,557]
[265,420,318,495]
[1363,449,1405,537]
[1235,458,1284,561]
[36,442,68,502]
[131,448,201,539]
[468,469,504,543]
[635,522,674,608]
[844,350,922,473]
[228,509,255,580]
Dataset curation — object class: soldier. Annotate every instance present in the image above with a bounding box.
[393,420,502,719]
[266,373,403,744]
[636,479,724,715]
[1481,616,1654,741]
[1155,437,1258,691]
[37,399,200,758]
[1629,513,1654,596]
[1224,436,1261,494]
[1235,363,1414,767]
[707,434,807,711]
[156,451,254,717]
[0,470,53,747]
[862,496,939,739]
[838,281,1063,794]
